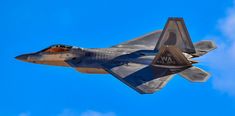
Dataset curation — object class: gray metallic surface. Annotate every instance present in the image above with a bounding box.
[179,66,211,82]
[155,18,196,53]
[16,17,217,94]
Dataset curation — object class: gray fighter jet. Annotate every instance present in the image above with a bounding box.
[16,18,216,94]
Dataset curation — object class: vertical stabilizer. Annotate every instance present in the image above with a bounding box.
[154,18,196,54]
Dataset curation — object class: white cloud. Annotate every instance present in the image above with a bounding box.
[219,1,235,40]
[80,110,116,116]
[57,109,116,116]
[19,112,31,116]
[207,0,235,96]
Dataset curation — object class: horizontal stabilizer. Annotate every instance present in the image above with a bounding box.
[178,66,210,82]
[192,40,217,57]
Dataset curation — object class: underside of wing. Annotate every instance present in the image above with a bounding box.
[112,30,162,50]
[102,62,173,94]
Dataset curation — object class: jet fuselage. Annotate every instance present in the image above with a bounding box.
[16,45,157,74]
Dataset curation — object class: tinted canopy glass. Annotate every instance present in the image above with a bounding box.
[41,44,73,53]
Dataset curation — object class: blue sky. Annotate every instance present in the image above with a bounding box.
[1,0,235,116]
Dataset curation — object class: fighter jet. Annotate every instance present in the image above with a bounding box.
[16,17,216,94]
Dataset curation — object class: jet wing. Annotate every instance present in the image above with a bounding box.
[101,62,173,94]
[112,30,162,50]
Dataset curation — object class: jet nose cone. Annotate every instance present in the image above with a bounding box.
[15,54,28,61]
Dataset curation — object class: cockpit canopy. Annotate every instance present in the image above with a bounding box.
[40,44,73,53]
